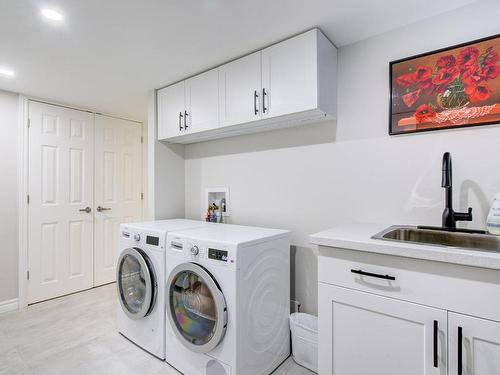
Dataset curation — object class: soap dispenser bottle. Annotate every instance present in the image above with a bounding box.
[486,193,500,235]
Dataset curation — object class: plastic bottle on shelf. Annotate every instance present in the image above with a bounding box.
[486,193,500,235]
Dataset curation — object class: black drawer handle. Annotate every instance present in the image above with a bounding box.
[458,326,463,375]
[434,320,438,368]
[350,269,396,281]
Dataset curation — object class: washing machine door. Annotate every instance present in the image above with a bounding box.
[167,262,228,353]
[117,247,157,320]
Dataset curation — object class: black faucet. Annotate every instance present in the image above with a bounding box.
[441,152,473,230]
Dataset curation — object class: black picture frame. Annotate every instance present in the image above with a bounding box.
[389,33,500,135]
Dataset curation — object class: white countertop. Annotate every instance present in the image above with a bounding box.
[310,223,500,270]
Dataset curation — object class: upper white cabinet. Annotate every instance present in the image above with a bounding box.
[157,69,219,139]
[219,51,262,127]
[185,69,219,134]
[157,28,337,144]
[157,80,185,139]
[262,30,322,119]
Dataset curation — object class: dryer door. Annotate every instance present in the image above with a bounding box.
[167,262,228,353]
[117,248,157,320]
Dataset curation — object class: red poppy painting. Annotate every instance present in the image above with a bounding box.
[390,34,500,135]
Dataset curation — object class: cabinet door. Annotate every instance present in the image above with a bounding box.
[219,51,262,127]
[449,312,500,375]
[261,30,318,119]
[157,81,185,140]
[185,69,219,134]
[318,283,447,375]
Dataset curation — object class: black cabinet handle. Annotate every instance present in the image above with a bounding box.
[184,110,189,130]
[262,88,268,113]
[254,90,259,115]
[179,112,184,131]
[350,269,396,281]
[433,320,438,368]
[458,326,463,375]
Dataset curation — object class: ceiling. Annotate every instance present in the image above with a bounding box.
[0,0,481,121]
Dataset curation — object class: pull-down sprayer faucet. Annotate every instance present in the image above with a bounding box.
[441,152,473,230]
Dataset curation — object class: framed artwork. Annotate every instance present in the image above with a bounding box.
[389,34,500,135]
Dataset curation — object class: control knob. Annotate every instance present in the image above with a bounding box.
[133,234,141,242]
[190,245,199,255]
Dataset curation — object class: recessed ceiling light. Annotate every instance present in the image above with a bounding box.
[0,67,15,78]
[41,8,64,22]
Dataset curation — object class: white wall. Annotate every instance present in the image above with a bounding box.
[147,90,186,220]
[184,0,500,315]
[0,90,20,303]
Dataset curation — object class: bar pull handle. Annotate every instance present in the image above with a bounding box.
[433,320,438,368]
[254,90,259,115]
[458,326,463,375]
[184,110,189,130]
[262,88,268,114]
[350,269,396,281]
[179,112,184,131]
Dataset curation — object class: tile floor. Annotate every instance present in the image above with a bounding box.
[0,284,314,375]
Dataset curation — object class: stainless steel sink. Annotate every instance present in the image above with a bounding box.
[372,226,500,252]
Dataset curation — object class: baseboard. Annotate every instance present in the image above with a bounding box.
[0,298,19,314]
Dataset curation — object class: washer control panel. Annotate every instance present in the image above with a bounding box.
[208,248,228,262]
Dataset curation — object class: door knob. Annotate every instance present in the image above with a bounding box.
[97,206,111,212]
[79,206,92,213]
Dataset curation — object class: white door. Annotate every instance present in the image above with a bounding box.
[261,30,318,119]
[94,114,143,286]
[28,101,95,304]
[157,80,185,139]
[219,51,262,127]
[318,283,447,375]
[185,68,219,134]
[449,312,500,375]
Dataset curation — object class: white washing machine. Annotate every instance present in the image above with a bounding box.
[116,219,208,359]
[165,224,291,375]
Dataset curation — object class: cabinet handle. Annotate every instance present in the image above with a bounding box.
[179,112,184,131]
[458,326,463,375]
[262,88,268,114]
[433,320,438,368]
[184,110,189,130]
[254,90,259,115]
[350,269,396,281]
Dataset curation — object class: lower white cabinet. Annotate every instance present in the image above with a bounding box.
[317,247,500,375]
[449,313,500,375]
[319,284,447,375]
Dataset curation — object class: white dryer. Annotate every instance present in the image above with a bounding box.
[116,219,207,359]
[165,224,291,375]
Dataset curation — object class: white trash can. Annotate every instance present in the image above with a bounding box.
[290,312,318,373]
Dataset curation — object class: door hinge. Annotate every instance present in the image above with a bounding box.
[27,118,31,128]
[141,136,143,144]
[27,271,30,280]
[27,195,30,204]
[141,192,144,200]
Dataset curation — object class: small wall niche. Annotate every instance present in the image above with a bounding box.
[204,187,230,221]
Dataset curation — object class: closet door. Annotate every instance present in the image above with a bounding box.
[28,101,94,304]
[94,114,143,286]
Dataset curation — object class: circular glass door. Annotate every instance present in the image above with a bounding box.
[117,248,156,320]
[167,263,227,353]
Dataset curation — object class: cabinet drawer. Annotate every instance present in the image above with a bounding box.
[318,246,500,322]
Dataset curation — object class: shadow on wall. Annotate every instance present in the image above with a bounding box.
[290,245,319,316]
[184,119,337,159]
